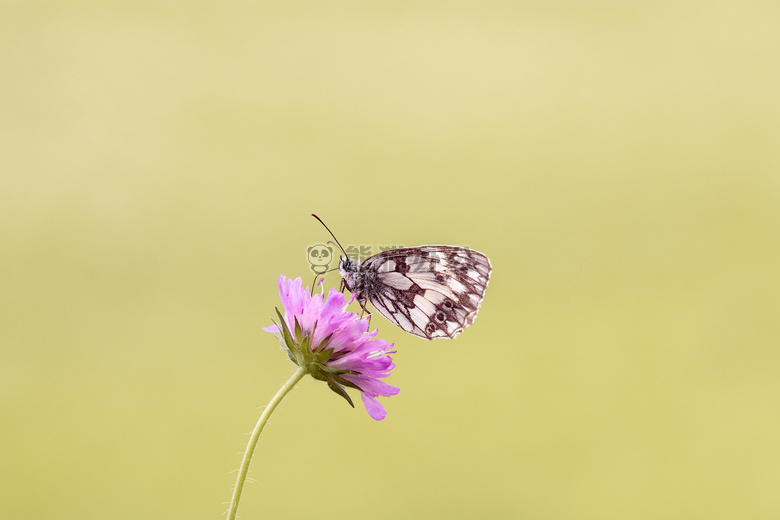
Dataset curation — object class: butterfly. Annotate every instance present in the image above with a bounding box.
[312,214,491,340]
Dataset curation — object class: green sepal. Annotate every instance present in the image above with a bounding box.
[285,349,296,364]
[270,316,298,364]
[299,330,311,353]
[313,332,334,353]
[307,361,328,382]
[274,308,302,365]
[294,316,304,346]
[329,373,363,392]
[268,317,287,347]
[274,308,293,345]
[325,375,355,408]
[311,347,334,366]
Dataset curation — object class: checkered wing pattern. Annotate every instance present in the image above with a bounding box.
[340,246,491,340]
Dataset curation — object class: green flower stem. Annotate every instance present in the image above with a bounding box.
[227,366,307,520]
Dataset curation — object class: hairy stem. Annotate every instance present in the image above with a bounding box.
[227,366,306,520]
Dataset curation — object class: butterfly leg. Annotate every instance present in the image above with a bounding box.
[360,308,373,329]
[357,299,373,328]
[310,273,321,296]
[311,267,341,296]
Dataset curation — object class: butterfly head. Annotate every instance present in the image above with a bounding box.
[338,255,356,275]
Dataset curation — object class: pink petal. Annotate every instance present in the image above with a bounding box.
[360,394,387,421]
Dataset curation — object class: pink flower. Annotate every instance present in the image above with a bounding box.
[263,275,399,420]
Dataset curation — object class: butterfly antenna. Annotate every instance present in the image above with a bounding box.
[311,214,348,257]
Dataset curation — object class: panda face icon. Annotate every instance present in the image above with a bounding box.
[307,244,334,273]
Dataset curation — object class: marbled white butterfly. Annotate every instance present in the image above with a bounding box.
[312,214,491,340]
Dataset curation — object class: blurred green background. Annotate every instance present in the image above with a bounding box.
[2,2,779,519]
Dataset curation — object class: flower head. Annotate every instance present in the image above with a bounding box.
[263,275,399,420]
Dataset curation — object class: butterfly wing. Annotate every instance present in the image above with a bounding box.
[361,246,491,340]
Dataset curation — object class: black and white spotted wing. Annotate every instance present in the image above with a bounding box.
[339,246,491,340]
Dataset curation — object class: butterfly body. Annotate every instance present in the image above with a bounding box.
[339,245,491,340]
